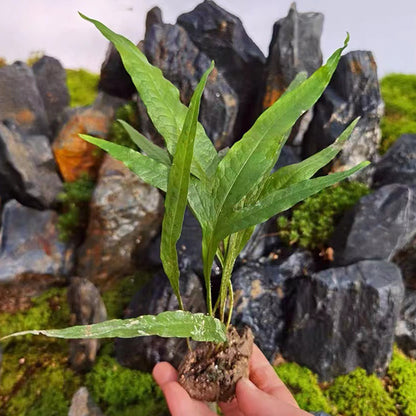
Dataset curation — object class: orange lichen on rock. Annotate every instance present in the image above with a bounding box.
[53,108,110,182]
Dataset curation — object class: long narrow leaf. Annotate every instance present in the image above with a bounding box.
[80,13,219,180]
[118,120,171,166]
[160,63,214,303]
[264,117,360,191]
[80,135,168,191]
[219,161,369,238]
[0,311,227,343]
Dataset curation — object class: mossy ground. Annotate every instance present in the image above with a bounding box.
[380,73,416,153]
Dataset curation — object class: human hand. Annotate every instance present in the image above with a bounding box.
[153,343,311,416]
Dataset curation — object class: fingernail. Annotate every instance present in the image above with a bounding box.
[239,377,256,390]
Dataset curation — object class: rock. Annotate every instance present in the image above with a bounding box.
[311,413,331,416]
[68,387,104,416]
[0,200,73,284]
[395,289,416,359]
[331,184,416,266]
[146,6,163,32]
[302,50,383,182]
[274,145,301,171]
[77,155,163,287]
[177,0,265,140]
[144,23,238,149]
[32,56,70,135]
[282,260,404,381]
[0,121,63,209]
[393,238,416,289]
[115,270,205,371]
[373,134,416,188]
[52,106,111,182]
[67,277,107,372]
[263,4,323,146]
[0,61,49,136]
[232,250,316,360]
[98,43,136,99]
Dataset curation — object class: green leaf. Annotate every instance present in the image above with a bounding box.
[265,118,360,191]
[80,134,168,192]
[220,161,370,238]
[160,63,214,304]
[117,119,171,166]
[79,13,219,180]
[0,311,227,343]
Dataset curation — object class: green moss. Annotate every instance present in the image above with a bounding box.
[387,349,416,416]
[108,101,140,149]
[277,181,370,250]
[57,174,95,242]
[66,68,99,107]
[380,74,416,153]
[26,51,44,67]
[102,272,152,319]
[327,368,397,416]
[86,346,167,416]
[275,362,333,414]
[0,287,81,415]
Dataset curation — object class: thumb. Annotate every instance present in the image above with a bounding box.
[236,378,308,416]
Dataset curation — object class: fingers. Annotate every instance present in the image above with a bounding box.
[248,344,299,408]
[236,378,310,416]
[219,397,245,416]
[152,362,215,416]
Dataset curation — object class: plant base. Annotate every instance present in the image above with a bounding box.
[178,326,253,402]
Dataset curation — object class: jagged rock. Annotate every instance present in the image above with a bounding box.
[146,6,163,32]
[395,289,416,358]
[115,270,205,371]
[331,184,416,266]
[98,43,136,99]
[302,50,383,182]
[373,134,416,188]
[177,0,265,140]
[274,145,301,171]
[77,155,163,287]
[0,200,73,283]
[0,121,62,209]
[67,277,107,372]
[393,238,416,289]
[0,61,49,136]
[52,106,111,182]
[32,56,70,135]
[68,387,104,416]
[282,260,404,381]
[263,4,323,146]
[144,23,238,149]
[232,251,316,360]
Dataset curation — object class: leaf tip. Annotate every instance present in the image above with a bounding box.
[344,32,350,48]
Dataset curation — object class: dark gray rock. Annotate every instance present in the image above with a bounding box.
[32,56,69,135]
[331,184,416,266]
[0,200,73,283]
[177,0,265,140]
[68,387,104,416]
[373,134,416,188]
[232,250,316,360]
[274,145,301,171]
[0,61,49,136]
[98,43,136,99]
[144,23,238,149]
[302,51,383,183]
[282,260,404,381]
[146,6,163,33]
[311,413,331,416]
[393,237,416,289]
[67,277,107,372]
[395,289,416,358]
[115,270,205,371]
[77,155,163,287]
[0,121,62,209]
[263,4,323,146]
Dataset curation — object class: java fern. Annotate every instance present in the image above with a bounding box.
[1,15,368,344]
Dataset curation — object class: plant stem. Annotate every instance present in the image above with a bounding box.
[226,280,234,329]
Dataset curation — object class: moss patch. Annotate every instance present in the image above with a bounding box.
[108,101,140,149]
[327,368,397,416]
[57,174,95,242]
[275,362,333,414]
[387,348,416,416]
[66,68,99,107]
[277,181,370,250]
[86,345,167,416]
[380,74,416,154]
